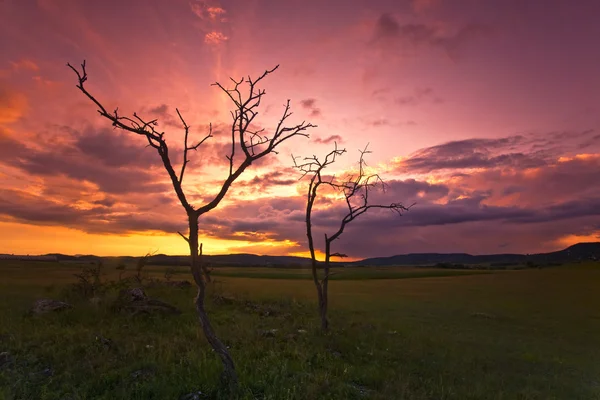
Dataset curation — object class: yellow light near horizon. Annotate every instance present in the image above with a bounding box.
[288,249,361,263]
[558,153,599,163]
[0,221,305,257]
[554,232,600,248]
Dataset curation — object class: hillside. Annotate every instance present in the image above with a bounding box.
[356,242,600,266]
[16,241,597,267]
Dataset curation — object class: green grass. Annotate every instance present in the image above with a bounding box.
[0,261,599,399]
[209,266,490,280]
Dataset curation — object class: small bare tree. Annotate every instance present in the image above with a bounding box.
[68,61,315,389]
[294,143,410,330]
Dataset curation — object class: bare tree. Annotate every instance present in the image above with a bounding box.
[68,60,315,389]
[294,143,411,330]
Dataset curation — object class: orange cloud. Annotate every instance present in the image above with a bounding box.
[554,231,600,248]
[11,59,40,72]
[205,31,228,45]
[190,1,227,21]
[32,75,62,89]
[0,88,28,124]
[207,6,226,21]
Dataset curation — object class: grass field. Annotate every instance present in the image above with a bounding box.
[0,260,599,399]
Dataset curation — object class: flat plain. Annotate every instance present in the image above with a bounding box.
[0,260,599,399]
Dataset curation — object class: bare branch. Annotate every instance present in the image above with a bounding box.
[330,252,348,258]
[67,60,195,212]
[178,108,213,184]
[177,231,190,243]
[196,66,315,216]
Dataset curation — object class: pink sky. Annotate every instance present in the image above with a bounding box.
[1,0,599,258]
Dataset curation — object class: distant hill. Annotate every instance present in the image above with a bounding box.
[43,252,312,267]
[33,241,600,267]
[356,242,600,266]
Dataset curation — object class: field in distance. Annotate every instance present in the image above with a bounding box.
[0,260,599,399]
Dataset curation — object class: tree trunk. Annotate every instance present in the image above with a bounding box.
[194,286,238,390]
[188,214,238,390]
[319,286,328,331]
[320,240,331,331]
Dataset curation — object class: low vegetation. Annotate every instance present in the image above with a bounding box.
[1,260,599,399]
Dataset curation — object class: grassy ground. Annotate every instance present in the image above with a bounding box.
[0,261,599,399]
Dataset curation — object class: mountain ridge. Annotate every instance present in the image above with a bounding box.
[9,242,594,267]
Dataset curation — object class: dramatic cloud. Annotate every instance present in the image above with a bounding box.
[0,125,170,194]
[393,131,598,174]
[0,188,185,235]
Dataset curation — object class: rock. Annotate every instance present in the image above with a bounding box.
[166,280,192,288]
[120,287,148,302]
[131,368,155,380]
[0,351,13,368]
[29,366,54,380]
[114,287,181,315]
[348,382,373,397]
[31,298,72,314]
[89,297,102,306]
[470,312,496,319]
[212,295,236,305]
[95,334,113,348]
[260,328,278,338]
[180,391,205,400]
[327,348,342,358]
[260,307,277,317]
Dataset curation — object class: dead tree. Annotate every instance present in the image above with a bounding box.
[68,60,315,389]
[294,143,410,330]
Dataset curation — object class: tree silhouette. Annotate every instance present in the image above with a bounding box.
[68,60,315,389]
[294,143,411,330]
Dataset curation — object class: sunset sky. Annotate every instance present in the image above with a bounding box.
[1,0,599,258]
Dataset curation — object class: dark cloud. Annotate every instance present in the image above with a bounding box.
[241,170,298,191]
[395,87,442,106]
[312,134,343,145]
[370,118,389,127]
[374,13,403,39]
[74,128,158,168]
[370,13,491,58]
[0,125,172,195]
[143,103,181,128]
[300,98,321,117]
[402,148,547,173]
[395,131,598,174]
[148,104,168,114]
